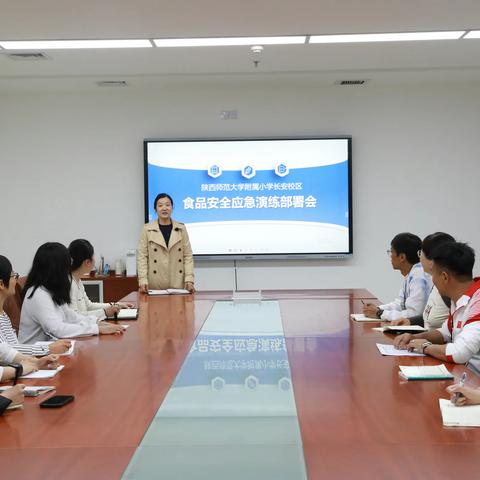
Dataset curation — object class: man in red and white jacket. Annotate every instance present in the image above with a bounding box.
[394,242,480,374]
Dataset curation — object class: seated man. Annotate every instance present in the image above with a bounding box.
[391,232,454,329]
[363,232,431,321]
[394,242,480,373]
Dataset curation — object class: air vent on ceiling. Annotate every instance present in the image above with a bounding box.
[335,79,368,86]
[7,52,50,61]
[95,80,129,87]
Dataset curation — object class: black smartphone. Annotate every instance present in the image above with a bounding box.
[39,395,75,408]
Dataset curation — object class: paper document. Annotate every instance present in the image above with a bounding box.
[376,325,427,334]
[148,289,190,295]
[399,365,454,380]
[36,340,76,356]
[376,343,425,357]
[0,386,55,397]
[115,308,138,319]
[20,365,65,379]
[439,398,480,427]
[351,313,379,322]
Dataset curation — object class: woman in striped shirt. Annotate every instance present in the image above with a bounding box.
[0,255,71,355]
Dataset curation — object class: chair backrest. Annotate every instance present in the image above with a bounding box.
[3,276,27,334]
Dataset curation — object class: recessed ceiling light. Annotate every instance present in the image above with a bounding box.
[0,39,152,50]
[153,36,306,47]
[464,31,480,39]
[309,31,465,44]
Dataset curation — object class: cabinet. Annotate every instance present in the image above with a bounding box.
[81,275,138,303]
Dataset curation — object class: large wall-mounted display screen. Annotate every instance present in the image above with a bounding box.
[144,137,352,259]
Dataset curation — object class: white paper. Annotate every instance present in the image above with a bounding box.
[20,365,65,379]
[116,308,138,319]
[376,343,425,357]
[375,325,427,333]
[439,398,480,427]
[36,340,76,356]
[351,313,379,322]
[167,288,190,294]
[0,386,55,397]
[399,365,453,379]
[148,289,190,296]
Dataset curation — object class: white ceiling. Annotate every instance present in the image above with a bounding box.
[1,0,480,92]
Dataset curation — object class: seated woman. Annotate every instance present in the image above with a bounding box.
[1,343,59,415]
[69,239,132,321]
[137,193,195,293]
[19,242,125,344]
[0,254,71,355]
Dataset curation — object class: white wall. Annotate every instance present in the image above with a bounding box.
[1,80,479,302]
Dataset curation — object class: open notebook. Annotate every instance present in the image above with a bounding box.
[399,364,454,380]
[0,386,55,397]
[115,308,138,320]
[350,314,379,322]
[373,325,427,334]
[148,289,190,295]
[439,398,480,427]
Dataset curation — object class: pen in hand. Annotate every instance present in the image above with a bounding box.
[452,372,467,405]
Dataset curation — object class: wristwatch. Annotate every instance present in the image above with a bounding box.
[1,362,23,385]
[376,308,384,319]
[421,341,432,354]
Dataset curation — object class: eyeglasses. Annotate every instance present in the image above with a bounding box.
[417,250,423,258]
[10,272,19,280]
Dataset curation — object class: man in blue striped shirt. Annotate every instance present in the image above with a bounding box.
[363,232,431,321]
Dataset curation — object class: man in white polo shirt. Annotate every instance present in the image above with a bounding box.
[394,242,480,374]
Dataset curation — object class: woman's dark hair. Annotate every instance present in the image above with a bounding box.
[390,232,422,265]
[422,232,455,260]
[0,255,13,288]
[154,193,174,210]
[69,239,94,271]
[23,242,72,306]
[430,242,475,280]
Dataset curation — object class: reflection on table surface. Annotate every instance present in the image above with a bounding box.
[123,300,307,480]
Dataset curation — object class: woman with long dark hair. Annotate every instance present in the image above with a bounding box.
[19,243,124,343]
[69,239,132,320]
[0,255,71,355]
[0,254,60,414]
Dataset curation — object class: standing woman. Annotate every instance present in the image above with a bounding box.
[137,193,194,293]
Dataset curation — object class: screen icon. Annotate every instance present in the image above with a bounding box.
[208,165,222,178]
[275,163,289,177]
[241,165,256,179]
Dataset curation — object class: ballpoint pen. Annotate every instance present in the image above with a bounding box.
[452,371,467,404]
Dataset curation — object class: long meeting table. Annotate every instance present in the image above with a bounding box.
[1,289,479,479]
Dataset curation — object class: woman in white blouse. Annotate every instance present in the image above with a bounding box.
[69,239,131,320]
[19,243,125,343]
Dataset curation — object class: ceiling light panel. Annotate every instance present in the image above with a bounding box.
[309,31,465,44]
[153,36,306,47]
[0,39,152,49]
[464,31,480,39]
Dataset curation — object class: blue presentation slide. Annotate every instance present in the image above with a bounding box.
[145,138,351,255]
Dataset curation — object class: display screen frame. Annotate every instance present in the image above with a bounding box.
[144,136,353,260]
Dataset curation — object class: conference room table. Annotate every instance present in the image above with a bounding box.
[1,289,479,479]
